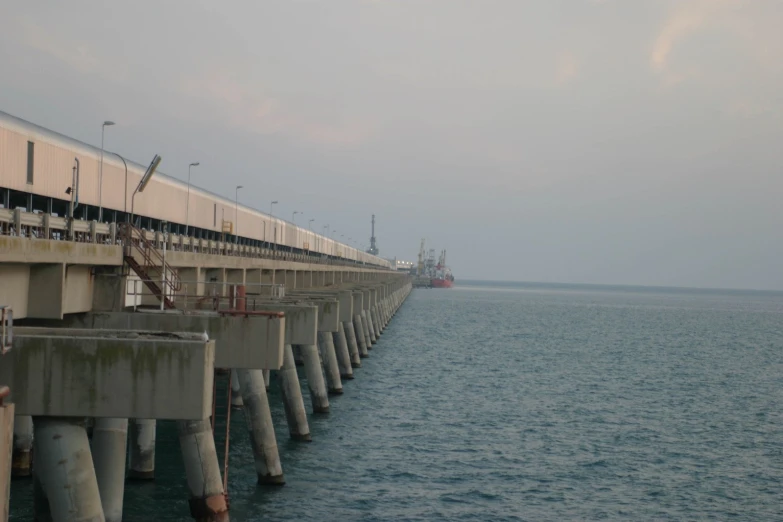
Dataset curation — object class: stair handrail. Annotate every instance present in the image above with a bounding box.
[119,223,182,294]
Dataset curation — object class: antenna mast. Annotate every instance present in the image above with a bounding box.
[367,214,379,255]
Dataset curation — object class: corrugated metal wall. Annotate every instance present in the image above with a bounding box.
[0,115,391,268]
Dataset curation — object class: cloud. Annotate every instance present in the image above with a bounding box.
[13,17,98,73]
[723,99,781,118]
[556,51,579,85]
[650,1,713,73]
[181,73,373,147]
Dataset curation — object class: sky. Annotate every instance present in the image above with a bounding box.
[1,0,782,289]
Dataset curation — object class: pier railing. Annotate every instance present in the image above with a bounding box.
[124,279,286,311]
[0,208,386,269]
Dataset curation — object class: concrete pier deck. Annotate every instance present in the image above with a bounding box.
[0,328,215,420]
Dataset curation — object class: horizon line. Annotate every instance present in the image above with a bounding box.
[454,278,783,294]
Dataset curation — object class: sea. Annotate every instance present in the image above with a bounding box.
[10,280,783,520]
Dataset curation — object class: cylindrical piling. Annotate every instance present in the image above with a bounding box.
[343,320,362,367]
[237,369,285,485]
[360,312,373,349]
[353,315,369,358]
[277,344,311,441]
[375,300,384,335]
[298,343,330,413]
[128,419,156,480]
[92,418,128,522]
[381,300,390,328]
[230,370,244,409]
[177,419,229,522]
[366,311,377,344]
[333,323,354,378]
[33,447,52,522]
[318,331,343,395]
[12,415,33,477]
[33,417,105,522]
[372,306,382,338]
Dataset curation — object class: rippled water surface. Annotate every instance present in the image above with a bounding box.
[11,282,783,520]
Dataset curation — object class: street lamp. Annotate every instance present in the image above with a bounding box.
[308,218,314,231]
[108,152,128,216]
[98,120,115,222]
[270,200,278,216]
[235,185,243,242]
[185,162,199,235]
[292,210,299,224]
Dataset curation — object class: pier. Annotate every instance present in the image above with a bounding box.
[0,111,412,521]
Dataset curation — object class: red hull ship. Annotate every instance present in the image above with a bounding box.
[414,241,455,288]
[431,277,454,288]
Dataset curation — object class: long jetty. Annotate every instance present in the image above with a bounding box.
[0,111,413,522]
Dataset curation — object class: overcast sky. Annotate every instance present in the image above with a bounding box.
[2,1,782,289]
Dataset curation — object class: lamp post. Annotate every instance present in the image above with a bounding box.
[130,154,162,231]
[235,185,243,243]
[270,200,278,254]
[308,218,314,231]
[185,162,199,235]
[98,120,115,222]
[292,210,299,224]
[106,151,128,216]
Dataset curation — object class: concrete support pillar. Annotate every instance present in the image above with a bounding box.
[0,403,13,522]
[375,303,384,332]
[298,344,330,413]
[263,370,271,391]
[92,418,128,522]
[277,344,311,441]
[237,370,285,485]
[284,270,296,290]
[352,315,369,358]
[128,419,156,480]
[382,297,389,325]
[33,417,105,522]
[366,310,377,344]
[177,419,229,522]
[12,415,33,477]
[372,306,382,338]
[343,320,362,367]
[318,332,343,395]
[361,311,373,348]
[33,448,52,522]
[230,370,244,409]
[333,324,354,379]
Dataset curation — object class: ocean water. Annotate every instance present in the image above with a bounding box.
[10,281,783,520]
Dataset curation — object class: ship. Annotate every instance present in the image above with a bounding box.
[413,239,455,288]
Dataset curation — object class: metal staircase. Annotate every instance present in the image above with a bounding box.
[120,223,181,309]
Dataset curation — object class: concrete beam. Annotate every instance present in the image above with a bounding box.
[352,291,363,316]
[74,311,285,370]
[27,264,65,319]
[289,290,353,323]
[225,303,317,345]
[0,236,122,265]
[1,329,215,420]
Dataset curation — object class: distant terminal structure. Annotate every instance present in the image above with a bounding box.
[387,258,415,272]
